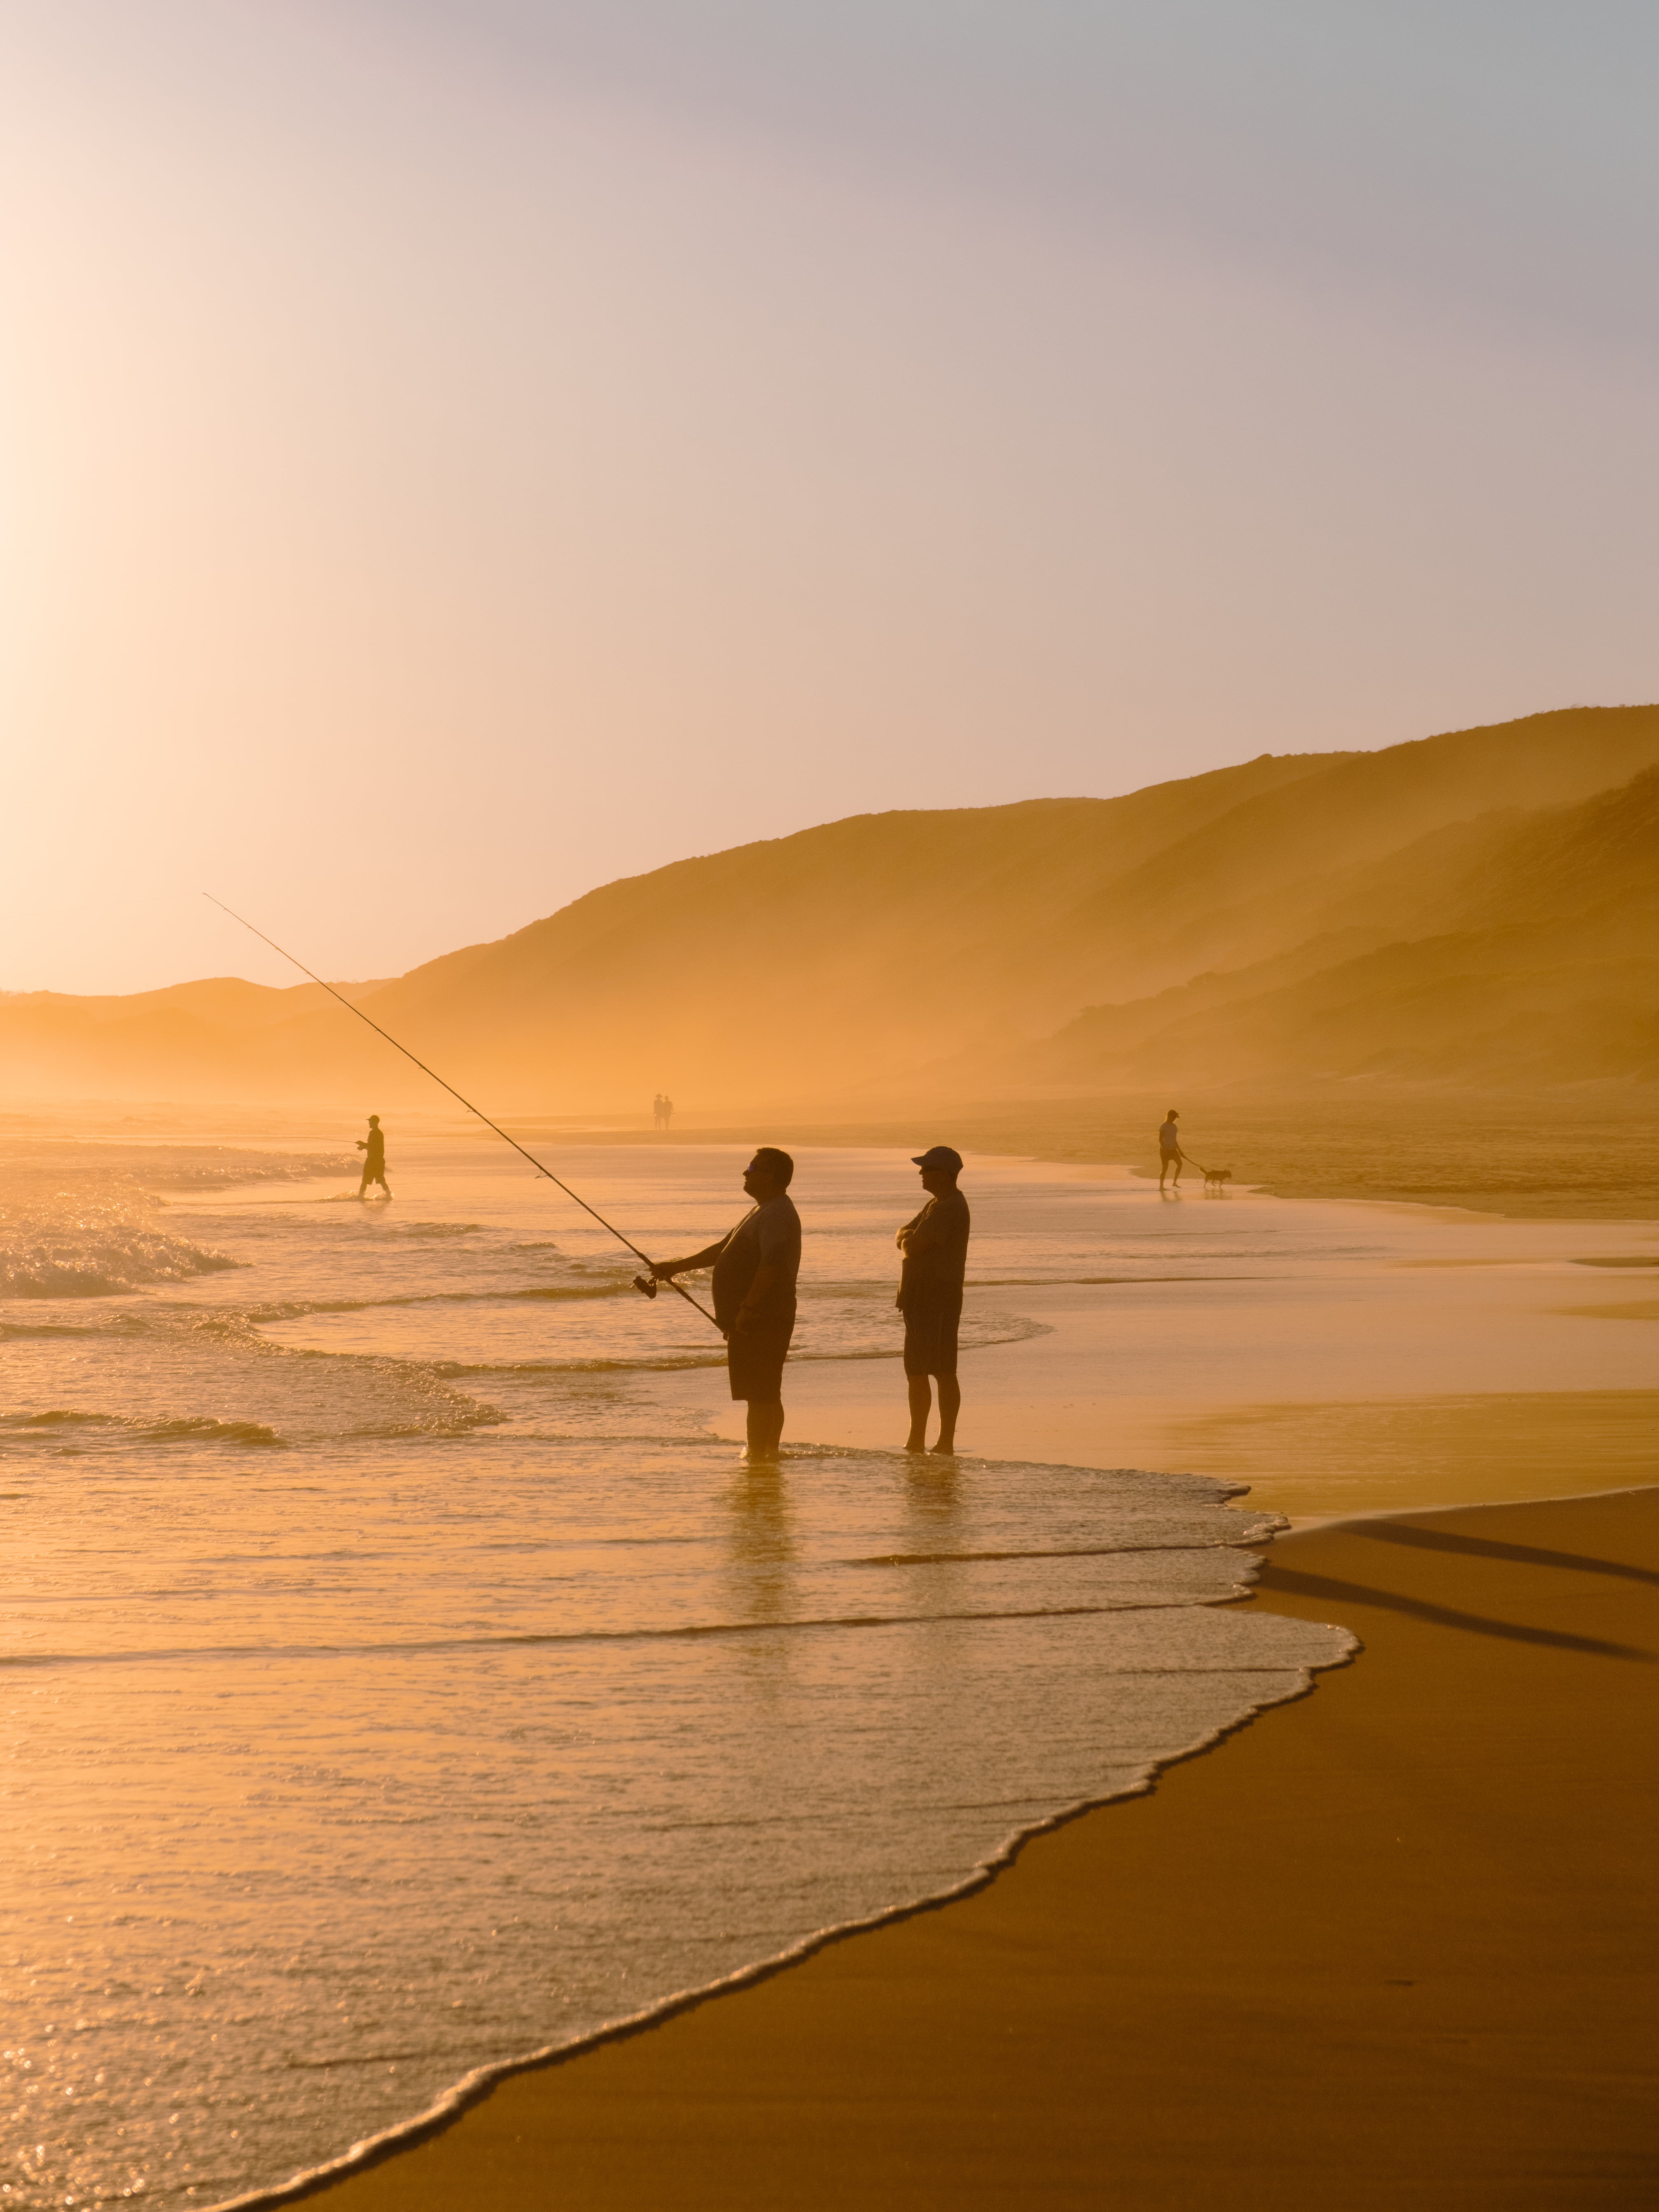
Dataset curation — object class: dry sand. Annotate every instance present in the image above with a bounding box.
[297,1484,1659,2212]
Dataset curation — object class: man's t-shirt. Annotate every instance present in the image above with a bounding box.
[1158,1121,1180,1155]
[711,1195,802,1331]
[364,1129,386,1168]
[895,1189,971,1312]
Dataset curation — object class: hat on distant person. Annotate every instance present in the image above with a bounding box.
[912,1145,963,1172]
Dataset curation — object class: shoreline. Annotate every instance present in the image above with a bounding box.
[27,1129,1648,2209]
[12,1103,1659,1223]
[259,1481,1659,2212]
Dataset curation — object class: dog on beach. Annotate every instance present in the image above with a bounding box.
[1201,1166,1232,1190]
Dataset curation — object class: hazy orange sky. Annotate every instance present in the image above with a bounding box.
[4,1,1655,995]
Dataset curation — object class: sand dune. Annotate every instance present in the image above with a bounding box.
[1032,762,1659,1087]
[3,705,1653,1108]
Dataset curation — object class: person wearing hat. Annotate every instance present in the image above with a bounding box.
[355,1114,392,1201]
[650,1147,801,1462]
[896,1146,970,1454]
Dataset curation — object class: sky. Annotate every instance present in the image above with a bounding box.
[3,0,1655,994]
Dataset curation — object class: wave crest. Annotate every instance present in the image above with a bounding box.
[0,1409,285,1446]
[0,1219,241,1298]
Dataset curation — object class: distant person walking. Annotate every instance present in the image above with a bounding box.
[651,1148,799,1462]
[356,1115,392,1201]
[1158,1110,1185,1191]
[652,1093,666,1130]
[661,1095,674,1130]
[897,1146,970,1455]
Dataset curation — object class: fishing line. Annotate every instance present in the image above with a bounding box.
[203,894,720,1330]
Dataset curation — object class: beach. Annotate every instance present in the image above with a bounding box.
[10,7,1654,2200]
[297,1483,1659,2211]
[5,1128,1655,2210]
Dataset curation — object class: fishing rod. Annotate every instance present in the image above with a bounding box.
[203,894,720,1330]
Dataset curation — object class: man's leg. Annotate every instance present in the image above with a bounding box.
[905,1375,932,1452]
[745,1397,785,1461]
[932,1375,961,1455]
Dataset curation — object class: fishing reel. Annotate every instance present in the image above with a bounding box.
[632,1273,659,1299]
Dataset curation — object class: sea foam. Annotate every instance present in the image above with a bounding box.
[0,1157,240,1296]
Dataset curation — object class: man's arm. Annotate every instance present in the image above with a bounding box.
[895,1203,935,1252]
[650,1235,729,1279]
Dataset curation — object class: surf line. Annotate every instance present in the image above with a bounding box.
[204,894,719,1331]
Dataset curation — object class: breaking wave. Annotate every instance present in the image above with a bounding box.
[0,1216,241,1298]
[149,1153,358,1190]
[0,1409,286,1446]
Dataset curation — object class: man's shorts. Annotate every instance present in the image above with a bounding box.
[726,1305,796,1402]
[902,1303,960,1380]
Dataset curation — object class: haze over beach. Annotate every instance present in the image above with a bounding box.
[4,703,1657,1114]
[3,4,1657,2210]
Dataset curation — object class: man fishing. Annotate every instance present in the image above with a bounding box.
[897,1145,970,1455]
[356,1114,392,1200]
[651,1148,800,1462]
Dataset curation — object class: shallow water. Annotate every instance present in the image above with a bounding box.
[2,1135,1351,2210]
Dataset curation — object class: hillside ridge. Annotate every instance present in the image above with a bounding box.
[3,705,1654,1106]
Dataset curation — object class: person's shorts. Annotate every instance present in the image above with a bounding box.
[902,1303,960,1380]
[726,1306,795,1402]
[1159,1149,1181,1168]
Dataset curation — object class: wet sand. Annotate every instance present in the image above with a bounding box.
[297,1484,1659,2212]
[680,1161,1659,1516]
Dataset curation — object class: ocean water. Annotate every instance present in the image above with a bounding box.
[2,1133,1352,2210]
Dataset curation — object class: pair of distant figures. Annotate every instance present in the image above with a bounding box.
[651,1094,675,1131]
[650,1145,969,1464]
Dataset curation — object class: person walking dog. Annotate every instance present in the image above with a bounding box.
[1158,1110,1185,1191]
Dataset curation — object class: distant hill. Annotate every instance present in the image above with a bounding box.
[3,705,1655,1107]
[1025,766,1659,1090]
[0,979,392,1104]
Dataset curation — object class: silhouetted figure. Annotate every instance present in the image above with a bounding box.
[651,1147,799,1461]
[356,1115,392,1200]
[1158,1109,1184,1191]
[897,1146,970,1455]
[661,1095,674,1130]
[652,1093,666,1130]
